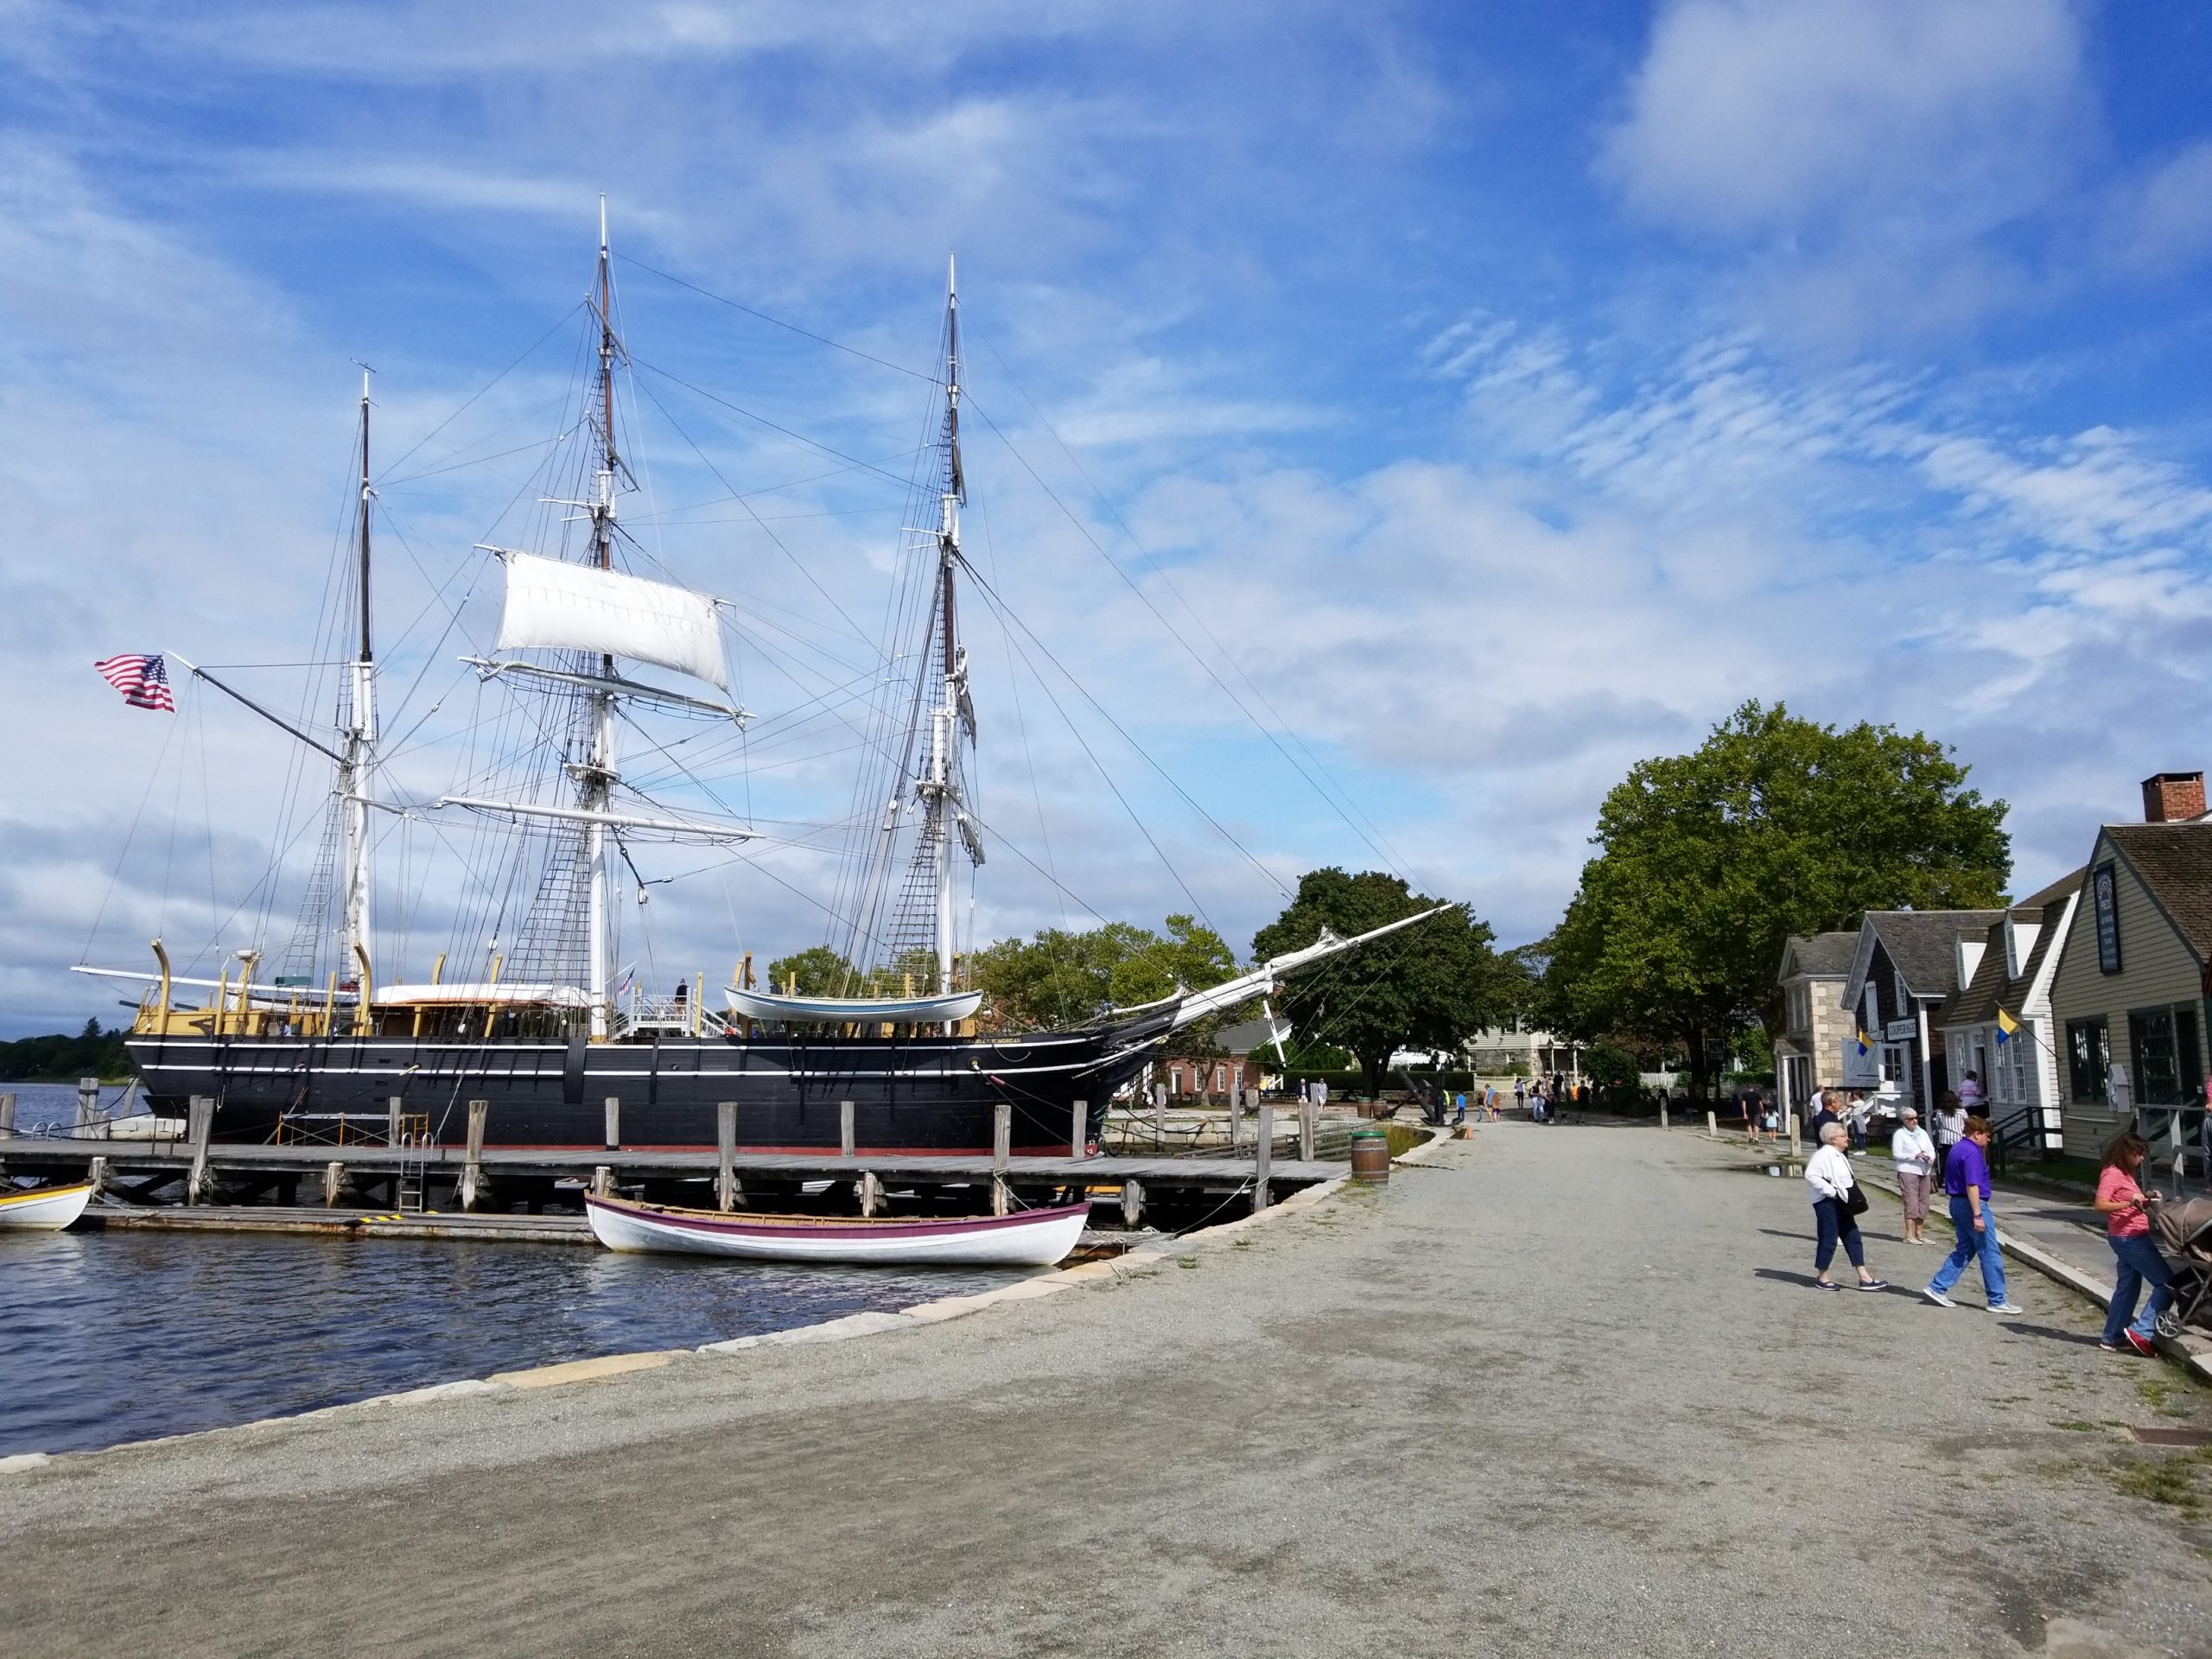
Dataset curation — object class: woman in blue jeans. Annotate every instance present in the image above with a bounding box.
[1923,1114,2024,1313]
[2093,1132,2170,1355]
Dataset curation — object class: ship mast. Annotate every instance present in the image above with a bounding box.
[922,259,971,1027]
[582,195,621,1039]
[340,363,377,989]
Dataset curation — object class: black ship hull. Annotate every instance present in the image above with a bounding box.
[124,1008,1178,1155]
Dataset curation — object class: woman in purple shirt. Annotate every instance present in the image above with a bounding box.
[1923,1115,2023,1313]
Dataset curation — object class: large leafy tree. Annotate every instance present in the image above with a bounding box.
[1543,701,2009,1097]
[973,914,1238,1032]
[764,945,859,996]
[1252,868,1499,1097]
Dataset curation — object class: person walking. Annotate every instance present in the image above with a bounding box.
[1891,1105,1936,1245]
[2093,1132,2171,1356]
[1923,1115,2022,1313]
[1933,1090,1967,1184]
[1808,1089,1840,1146]
[1514,1076,1527,1117]
[1846,1090,1872,1152]
[1806,1122,1887,1292]
[1958,1070,1983,1112]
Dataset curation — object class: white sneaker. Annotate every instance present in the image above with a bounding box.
[1987,1301,2024,1315]
[1923,1287,1955,1308]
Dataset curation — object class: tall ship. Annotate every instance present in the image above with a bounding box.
[77,213,1437,1157]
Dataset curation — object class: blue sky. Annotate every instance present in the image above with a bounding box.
[6,1,2212,1033]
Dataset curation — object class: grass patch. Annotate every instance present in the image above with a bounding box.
[1176,1255,1199,1270]
[2049,1420,2100,1433]
[2113,1454,2205,1515]
[2137,1378,2192,1421]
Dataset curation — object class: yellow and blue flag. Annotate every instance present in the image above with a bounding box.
[1854,1027,1872,1056]
[1995,1007,2019,1045]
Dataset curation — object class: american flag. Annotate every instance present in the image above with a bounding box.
[93,653,175,712]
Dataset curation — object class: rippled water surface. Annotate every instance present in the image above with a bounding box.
[3,1084,1023,1456]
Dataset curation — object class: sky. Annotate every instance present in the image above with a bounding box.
[6,0,2212,1034]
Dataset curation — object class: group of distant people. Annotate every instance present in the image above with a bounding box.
[1515,1072,1584,1123]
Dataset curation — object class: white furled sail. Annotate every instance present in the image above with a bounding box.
[496,551,729,691]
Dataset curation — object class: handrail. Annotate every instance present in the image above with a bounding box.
[1985,1103,2046,1178]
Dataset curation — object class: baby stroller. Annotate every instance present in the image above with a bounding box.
[2150,1195,2212,1339]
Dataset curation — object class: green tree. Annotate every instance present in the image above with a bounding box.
[1251,868,1499,1098]
[1542,700,2008,1099]
[0,1019,137,1082]
[765,945,859,996]
[972,915,1239,1032]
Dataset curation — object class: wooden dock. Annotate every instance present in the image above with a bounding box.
[0,1128,1342,1230]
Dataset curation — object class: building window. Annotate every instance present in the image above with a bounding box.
[2126,1007,2204,1107]
[2004,1026,2031,1106]
[2066,1019,2109,1104]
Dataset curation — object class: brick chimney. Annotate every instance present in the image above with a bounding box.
[2142,771,2206,823]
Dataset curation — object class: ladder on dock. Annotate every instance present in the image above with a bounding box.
[395,1134,429,1214]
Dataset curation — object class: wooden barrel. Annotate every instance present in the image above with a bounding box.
[1349,1129,1390,1184]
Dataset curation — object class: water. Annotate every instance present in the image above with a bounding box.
[4,1079,141,1135]
[2,1084,1024,1457]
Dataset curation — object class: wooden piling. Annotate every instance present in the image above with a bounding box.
[461,1099,487,1211]
[991,1101,1011,1217]
[1121,1177,1144,1228]
[323,1160,343,1207]
[0,1091,15,1139]
[858,1168,882,1218]
[1226,1087,1240,1151]
[87,1154,108,1194]
[77,1075,100,1130]
[604,1096,621,1151]
[386,1095,403,1148]
[1300,1093,1315,1163]
[591,1165,612,1198]
[186,1095,213,1205]
[717,1102,737,1212]
[1154,1081,1166,1146]
[1253,1101,1273,1213]
[839,1099,855,1160]
[1071,1097,1087,1160]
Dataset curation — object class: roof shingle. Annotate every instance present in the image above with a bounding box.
[2103,823,2212,960]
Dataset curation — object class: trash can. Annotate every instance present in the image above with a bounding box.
[1349,1128,1390,1184]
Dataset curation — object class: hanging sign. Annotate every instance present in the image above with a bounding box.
[2093,861,2122,976]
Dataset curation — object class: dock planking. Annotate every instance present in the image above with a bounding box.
[0,1138,1341,1185]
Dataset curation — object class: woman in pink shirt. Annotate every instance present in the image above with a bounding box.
[2093,1132,2170,1356]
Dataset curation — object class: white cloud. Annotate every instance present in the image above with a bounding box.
[1601,0,2084,237]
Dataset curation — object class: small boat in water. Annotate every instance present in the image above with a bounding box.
[583,1192,1089,1268]
[0,1181,95,1231]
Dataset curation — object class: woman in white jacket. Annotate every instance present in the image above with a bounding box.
[1806,1122,1888,1293]
[1890,1105,1937,1246]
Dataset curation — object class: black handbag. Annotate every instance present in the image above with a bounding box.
[1843,1182,1870,1217]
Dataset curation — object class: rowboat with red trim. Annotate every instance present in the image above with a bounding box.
[582,1192,1090,1267]
[0,1180,95,1230]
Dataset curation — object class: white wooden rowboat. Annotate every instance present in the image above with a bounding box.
[583,1192,1089,1267]
[0,1180,95,1230]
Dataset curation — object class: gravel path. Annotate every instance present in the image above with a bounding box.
[3,1122,2209,1657]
